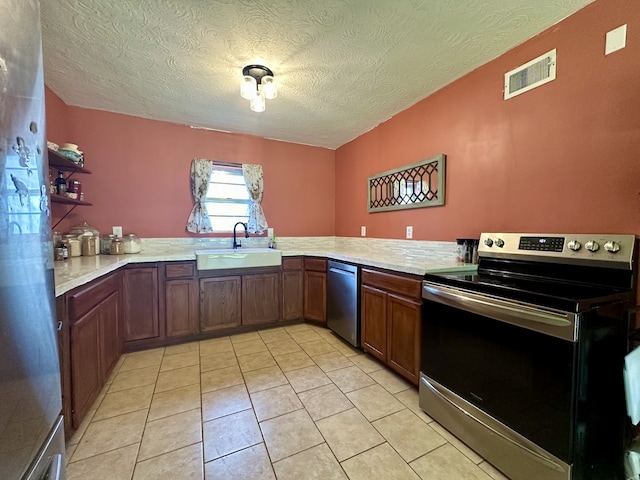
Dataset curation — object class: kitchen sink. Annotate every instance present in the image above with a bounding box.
[195,248,282,270]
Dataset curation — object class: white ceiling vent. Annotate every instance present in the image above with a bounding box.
[504,49,556,100]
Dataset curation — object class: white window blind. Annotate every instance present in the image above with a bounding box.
[205,165,250,231]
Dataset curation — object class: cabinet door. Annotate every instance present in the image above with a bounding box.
[70,307,101,429]
[361,285,387,363]
[200,276,241,332]
[99,291,121,380]
[242,273,280,325]
[166,279,199,337]
[123,267,159,342]
[387,293,421,384]
[282,270,304,320]
[304,271,327,323]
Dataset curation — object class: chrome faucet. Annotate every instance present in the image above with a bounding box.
[233,222,249,249]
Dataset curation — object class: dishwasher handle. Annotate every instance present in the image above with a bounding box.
[329,266,356,276]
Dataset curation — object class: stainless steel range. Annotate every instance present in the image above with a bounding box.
[419,233,637,480]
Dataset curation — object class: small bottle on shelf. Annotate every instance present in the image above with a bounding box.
[54,171,67,195]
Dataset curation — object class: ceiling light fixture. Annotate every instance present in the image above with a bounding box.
[241,64,277,113]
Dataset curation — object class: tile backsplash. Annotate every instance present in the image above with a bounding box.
[140,236,457,262]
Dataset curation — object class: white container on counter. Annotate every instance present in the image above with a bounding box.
[122,234,141,254]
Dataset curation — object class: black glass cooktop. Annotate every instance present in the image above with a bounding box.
[424,259,634,312]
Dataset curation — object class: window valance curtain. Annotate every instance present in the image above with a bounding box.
[186,158,214,233]
[242,164,268,234]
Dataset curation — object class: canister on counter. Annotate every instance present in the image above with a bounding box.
[81,236,96,256]
[101,234,115,254]
[110,237,124,255]
[67,238,81,257]
[122,234,141,254]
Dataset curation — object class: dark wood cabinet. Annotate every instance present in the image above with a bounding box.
[361,268,422,385]
[70,305,101,428]
[387,293,421,384]
[164,262,198,338]
[282,257,304,321]
[66,272,122,430]
[304,258,327,323]
[200,276,241,332]
[123,266,159,342]
[99,291,121,377]
[166,279,199,337]
[242,273,280,325]
[361,284,387,363]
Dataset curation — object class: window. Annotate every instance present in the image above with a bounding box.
[205,165,250,231]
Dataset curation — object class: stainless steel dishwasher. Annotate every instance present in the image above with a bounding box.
[327,260,361,347]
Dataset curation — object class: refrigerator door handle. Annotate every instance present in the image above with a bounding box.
[46,454,64,480]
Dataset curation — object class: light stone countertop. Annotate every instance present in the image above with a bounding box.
[54,237,477,297]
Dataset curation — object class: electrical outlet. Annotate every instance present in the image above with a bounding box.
[406,226,413,239]
[112,226,123,237]
[267,228,274,238]
[361,226,366,237]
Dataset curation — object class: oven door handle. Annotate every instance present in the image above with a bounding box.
[422,283,577,342]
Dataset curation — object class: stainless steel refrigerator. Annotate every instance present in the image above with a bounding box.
[0,1,66,479]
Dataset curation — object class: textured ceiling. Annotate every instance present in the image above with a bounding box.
[41,0,594,149]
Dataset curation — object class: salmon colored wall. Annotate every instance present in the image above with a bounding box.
[46,106,335,237]
[335,0,640,241]
[44,87,68,145]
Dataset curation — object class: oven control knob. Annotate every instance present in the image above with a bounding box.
[604,241,620,253]
[484,238,493,247]
[585,241,600,252]
[494,238,505,248]
[567,240,582,251]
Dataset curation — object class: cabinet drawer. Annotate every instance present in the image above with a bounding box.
[166,262,195,279]
[283,257,303,271]
[304,257,327,272]
[68,273,121,321]
[361,269,422,300]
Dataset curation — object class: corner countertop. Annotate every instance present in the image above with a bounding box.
[54,241,477,297]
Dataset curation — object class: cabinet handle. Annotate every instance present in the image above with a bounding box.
[57,321,63,331]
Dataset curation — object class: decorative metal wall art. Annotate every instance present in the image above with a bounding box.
[367,154,445,213]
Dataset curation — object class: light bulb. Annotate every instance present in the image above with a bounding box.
[241,75,257,99]
[250,90,265,112]
[261,75,277,99]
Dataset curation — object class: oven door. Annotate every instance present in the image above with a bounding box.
[421,282,578,463]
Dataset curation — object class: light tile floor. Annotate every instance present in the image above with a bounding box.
[64,323,511,480]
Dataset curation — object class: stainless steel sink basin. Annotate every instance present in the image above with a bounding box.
[195,248,282,270]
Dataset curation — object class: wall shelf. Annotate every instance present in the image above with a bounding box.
[50,194,93,206]
[48,148,92,229]
[48,148,92,174]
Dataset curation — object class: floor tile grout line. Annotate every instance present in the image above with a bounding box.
[242,367,279,480]
[135,439,203,465]
[66,439,142,466]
